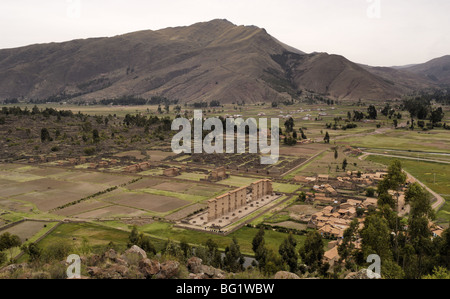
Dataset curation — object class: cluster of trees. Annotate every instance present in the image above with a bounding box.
[123,114,172,132]
[99,96,179,106]
[1,106,74,118]
[127,226,332,277]
[318,98,335,106]
[0,232,22,265]
[326,120,358,131]
[191,102,209,108]
[1,98,19,104]
[282,118,308,146]
[349,104,401,122]
[337,160,450,279]
[29,92,88,104]
[381,103,402,119]
[324,131,330,144]
[127,228,247,274]
[408,88,450,106]
[251,227,329,276]
[189,100,223,109]
[367,105,378,120]
[350,105,379,121]
[209,100,222,108]
[128,226,157,256]
[402,97,445,129]
[54,186,118,211]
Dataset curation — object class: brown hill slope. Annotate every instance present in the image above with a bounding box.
[0,19,432,103]
[403,55,450,85]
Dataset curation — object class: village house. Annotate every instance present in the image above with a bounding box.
[164,167,180,177]
[340,199,362,209]
[324,246,340,267]
[318,174,329,182]
[362,198,378,209]
[206,166,229,182]
[293,176,317,184]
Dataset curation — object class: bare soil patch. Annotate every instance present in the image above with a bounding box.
[147,150,175,162]
[183,185,227,198]
[0,199,33,213]
[270,221,308,230]
[25,168,69,177]
[72,205,146,219]
[12,191,85,211]
[0,183,48,197]
[287,204,321,215]
[0,221,49,242]
[279,144,328,157]
[114,150,146,160]
[152,182,190,193]
[104,191,189,213]
[61,172,134,186]
[0,164,26,171]
[54,201,112,217]
[127,178,166,190]
[165,203,206,221]
[122,218,155,226]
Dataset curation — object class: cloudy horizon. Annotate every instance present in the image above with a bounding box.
[0,0,449,67]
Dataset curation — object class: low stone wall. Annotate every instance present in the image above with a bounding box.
[0,219,26,232]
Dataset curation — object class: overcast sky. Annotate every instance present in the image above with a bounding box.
[0,0,449,66]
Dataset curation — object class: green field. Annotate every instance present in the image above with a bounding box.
[339,129,450,153]
[139,222,307,256]
[37,222,131,249]
[285,147,384,179]
[32,222,166,258]
[95,220,307,256]
[437,198,450,225]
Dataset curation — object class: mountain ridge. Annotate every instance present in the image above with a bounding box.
[0,19,445,104]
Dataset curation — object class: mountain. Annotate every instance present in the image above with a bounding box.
[361,65,436,92]
[401,55,450,85]
[0,19,438,104]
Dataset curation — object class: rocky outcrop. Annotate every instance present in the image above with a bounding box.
[139,259,161,278]
[186,257,225,279]
[187,257,203,274]
[86,247,181,279]
[1,246,227,280]
[122,245,147,264]
[345,269,381,279]
[87,264,130,280]
[0,263,28,275]
[155,261,180,279]
[274,271,300,279]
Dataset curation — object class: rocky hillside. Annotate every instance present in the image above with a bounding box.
[0,245,227,279]
[0,244,379,280]
[402,55,450,85]
[0,19,437,104]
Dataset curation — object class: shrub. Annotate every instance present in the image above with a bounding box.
[83,147,96,156]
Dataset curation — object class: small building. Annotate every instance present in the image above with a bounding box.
[324,246,340,267]
[207,167,229,182]
[362,198,378,209]
[318,175,329,182]
[164,168,180,177]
